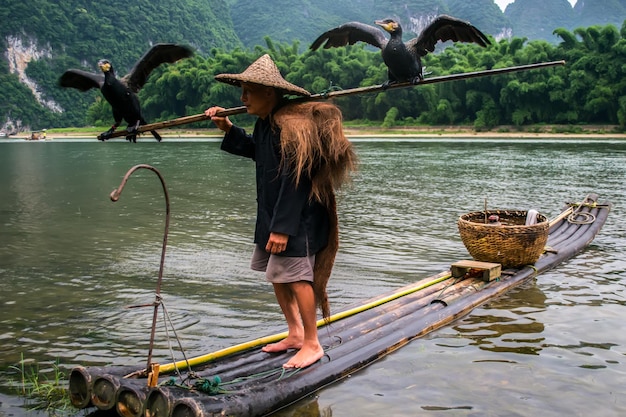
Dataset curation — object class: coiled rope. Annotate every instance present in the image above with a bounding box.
[567,199,597,225]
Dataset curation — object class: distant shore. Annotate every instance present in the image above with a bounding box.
[11,125,626,140]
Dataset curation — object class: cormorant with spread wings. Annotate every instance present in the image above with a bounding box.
[311,15,490,86]
[59,43,193,142]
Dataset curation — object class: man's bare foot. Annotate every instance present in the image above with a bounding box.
[262,337,303,353]
[282,343,324,369]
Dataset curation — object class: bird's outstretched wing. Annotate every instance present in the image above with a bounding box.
[408,15,491,56]
[123,43,194,93]
[311,22,388,51]
[58,69,104,91]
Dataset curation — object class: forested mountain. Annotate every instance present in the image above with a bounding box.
[504,0,626,40]
[230,0,496,47]
[573,0,626,29]
[1,0,625,133]
[504,0,575,41]
[232,0,626,47]
[2,0,239,66]
[231,0,510,48]
[1,0,239,131]
[444,0,512,39]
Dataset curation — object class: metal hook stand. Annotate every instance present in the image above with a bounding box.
[110,164,170,373]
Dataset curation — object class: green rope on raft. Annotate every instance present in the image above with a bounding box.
[160,367,302,395]
[162,376,181,387]
[194,376,223,394]
[161,375,225,394]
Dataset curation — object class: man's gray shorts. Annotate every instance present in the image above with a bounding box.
[251,245,316,283]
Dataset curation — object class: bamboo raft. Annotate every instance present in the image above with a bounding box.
[68,193,610,417]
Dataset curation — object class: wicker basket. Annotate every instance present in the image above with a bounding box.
[457,210,549,269]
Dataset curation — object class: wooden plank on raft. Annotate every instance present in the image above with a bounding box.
[451,260,502,282]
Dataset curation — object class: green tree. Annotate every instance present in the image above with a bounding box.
[382,107,399,128]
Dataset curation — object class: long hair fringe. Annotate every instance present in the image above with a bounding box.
[273,101,357,319]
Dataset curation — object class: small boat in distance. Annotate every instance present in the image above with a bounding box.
[25,129,49,141]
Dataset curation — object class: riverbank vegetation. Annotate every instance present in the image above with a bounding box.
[79,21,626,133]
[8,355,72,415]
[11,20,626,133]
[36,124,624,140]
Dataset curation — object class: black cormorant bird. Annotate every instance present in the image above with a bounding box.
[310,15,490,86]
[59,43,193,142]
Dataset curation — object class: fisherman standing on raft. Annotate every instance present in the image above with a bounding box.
[205,54,356,369]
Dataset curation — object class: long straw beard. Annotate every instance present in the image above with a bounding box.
[273,101,357,318]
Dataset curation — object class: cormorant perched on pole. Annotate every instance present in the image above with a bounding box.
[59,44,193,142]
[310,15,490,86]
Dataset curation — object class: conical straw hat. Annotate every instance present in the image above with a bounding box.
[215,54,310,97]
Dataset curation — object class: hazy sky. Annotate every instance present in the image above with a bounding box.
[494,0,576,11]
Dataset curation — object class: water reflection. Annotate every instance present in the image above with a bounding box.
[450,282,547,355]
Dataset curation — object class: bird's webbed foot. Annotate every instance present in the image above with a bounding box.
[407,72,424,85]
[125,122,140,143]
[99,126,117,141]
[409,69,428,85]
[125,132,137,143]
[381,79,396,89]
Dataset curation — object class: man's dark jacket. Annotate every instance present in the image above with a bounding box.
[221,115,330,257]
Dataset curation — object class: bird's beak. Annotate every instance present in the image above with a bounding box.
[98,61,111,72]
[375,20,395,33]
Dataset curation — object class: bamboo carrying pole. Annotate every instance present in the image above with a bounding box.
[101,60,566,140]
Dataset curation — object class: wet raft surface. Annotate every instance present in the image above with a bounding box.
[69,194,611,417]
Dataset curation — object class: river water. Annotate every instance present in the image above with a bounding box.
[0,137,624,416]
